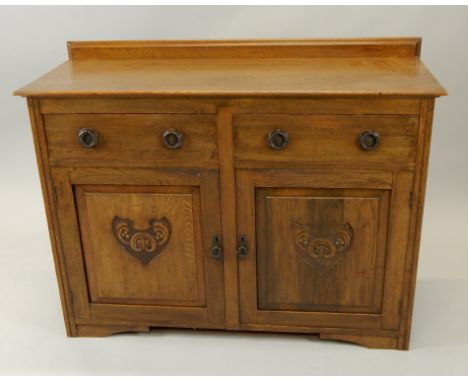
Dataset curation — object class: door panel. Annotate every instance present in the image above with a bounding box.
[256,188,389,313]
[75,184,206,307]
[237,169,413,330]
[52,167,224,327]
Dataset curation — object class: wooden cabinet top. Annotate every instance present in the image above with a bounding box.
[14,38,446,98]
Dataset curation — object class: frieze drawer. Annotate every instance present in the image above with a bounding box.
[233,114,419,168]
[43,113,218,167]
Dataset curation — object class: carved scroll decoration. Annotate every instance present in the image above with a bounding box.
[112,216,171,265]
[294,222,354,274]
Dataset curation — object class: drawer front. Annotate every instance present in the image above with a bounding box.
[44,114,218,167]
[234,114,418,167]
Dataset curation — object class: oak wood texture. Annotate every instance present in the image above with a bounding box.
[39,97,421,115]
[75,184,206,307]
[217,107,240,330]
[398,99,436,349]
[319,333,398,349]
[234,114,418,167]
[255,188,389,314]
[14,39,446,98]
[236,169,413,334]
[76,324,150,337]
[16,39,446,349]
[44,114,217,167]
[52,167,225,327]
[27,98,77,336]
[67,38,423,60]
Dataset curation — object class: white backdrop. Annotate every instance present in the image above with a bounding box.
[0,6,467,375]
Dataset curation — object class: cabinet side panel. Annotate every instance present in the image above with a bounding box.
[26,98,77,336]
[399,98,436,349]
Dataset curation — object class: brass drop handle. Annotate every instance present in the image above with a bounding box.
[267,129,289,150]
[359,131,380,151]
[78,128,99,148]
[163,129,184,149]
[211,234,223,260]
[237,234,248,259]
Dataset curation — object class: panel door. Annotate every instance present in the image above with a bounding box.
[52,167,225,328]
[237,169,414,331]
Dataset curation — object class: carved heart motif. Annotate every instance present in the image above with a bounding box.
[294,222,354,274]
[112,216,171,265]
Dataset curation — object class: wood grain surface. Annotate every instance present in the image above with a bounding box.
[255,188,389,314]
[14,57,446,97]
[75,184,206,307]
[17,39,446,349]
[234,114,419,167]
[44,113,218,167]
[67,38,423,60]
[15,39,445,98]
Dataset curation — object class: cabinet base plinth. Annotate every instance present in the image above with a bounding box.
[73,324,404,349]
[319,332,401,350]
[76,324,150,337]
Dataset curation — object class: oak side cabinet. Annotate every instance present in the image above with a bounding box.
[15,38,446,349]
